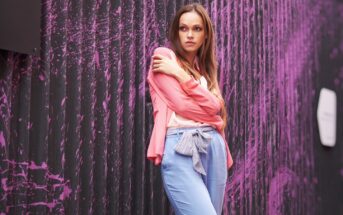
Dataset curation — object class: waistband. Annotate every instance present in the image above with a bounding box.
[166,126,215,175]
[166,125,215,136]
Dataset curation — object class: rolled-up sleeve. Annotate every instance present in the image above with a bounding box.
[179,77,221,115]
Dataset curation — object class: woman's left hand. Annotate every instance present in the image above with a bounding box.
[151,54,183,78]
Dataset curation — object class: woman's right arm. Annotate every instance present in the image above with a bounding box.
[148,71,223,129]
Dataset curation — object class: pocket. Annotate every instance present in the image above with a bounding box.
[216,134,226,155]
[214,133,227,165]
[161,134,179,168]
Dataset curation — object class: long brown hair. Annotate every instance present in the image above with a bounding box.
[168,3,227,130]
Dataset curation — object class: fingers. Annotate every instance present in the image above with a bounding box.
[152,54,165,60]
[151,55,162,71]
[152,59,162,64]
[151,60,160,72]
[152,63,159,70]
[151,54,168,73]
[151,59,160,67]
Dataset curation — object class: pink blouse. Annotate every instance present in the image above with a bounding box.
[147,46,233,169]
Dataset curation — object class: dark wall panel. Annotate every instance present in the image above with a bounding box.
[0,0,41,54]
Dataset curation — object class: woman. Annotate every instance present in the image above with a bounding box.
[147,3,233,215]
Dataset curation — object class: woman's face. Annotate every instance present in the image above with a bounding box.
[178,11,206,57]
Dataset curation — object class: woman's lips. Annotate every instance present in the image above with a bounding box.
[185,42,195,46]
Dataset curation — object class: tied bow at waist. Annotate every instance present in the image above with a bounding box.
[167,127,214,175]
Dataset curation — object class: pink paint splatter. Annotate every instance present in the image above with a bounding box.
[39,73,45,81]
[61,97,66,106]
[28,161,48,170]
[59,185,72,200]
[94,50,100,69]
[268,167,299,215]
[1,178,8,191]
[0,131,5,147]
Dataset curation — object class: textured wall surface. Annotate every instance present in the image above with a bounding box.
[0,0,342,214]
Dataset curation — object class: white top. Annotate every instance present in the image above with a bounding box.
[167,76,210,128]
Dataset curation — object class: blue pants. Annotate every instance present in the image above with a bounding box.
[161,126,228,215]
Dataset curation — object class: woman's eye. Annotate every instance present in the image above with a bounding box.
[179,27,187,31]
[195,27,202,31]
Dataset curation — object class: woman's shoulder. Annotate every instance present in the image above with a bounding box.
[153,46,176,59]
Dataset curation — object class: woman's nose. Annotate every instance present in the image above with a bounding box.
[187,30,193,37]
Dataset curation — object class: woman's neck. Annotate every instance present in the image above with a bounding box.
[185,53,196,65]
